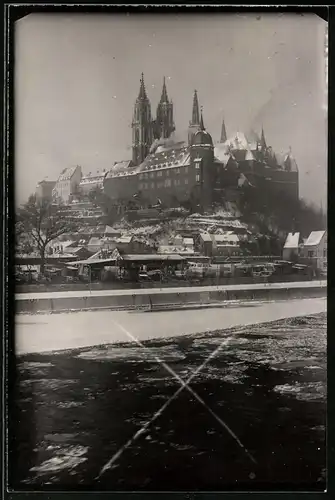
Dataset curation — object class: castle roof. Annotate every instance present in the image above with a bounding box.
[192,129,213,146]
[105,160,137,179]
[140,146,190,171]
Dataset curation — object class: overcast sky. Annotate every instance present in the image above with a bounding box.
[15,12,327,206]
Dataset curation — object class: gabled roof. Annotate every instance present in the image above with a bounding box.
[104,225,121,235]
[199,232,212,242]
[58,166,81,182]
[304,230,326,247]
[284,232,300,249]
[140,146,190,171]
[105,160,136,179]
[87,237,103,247]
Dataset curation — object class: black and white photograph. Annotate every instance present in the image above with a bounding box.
[11,8,327,491]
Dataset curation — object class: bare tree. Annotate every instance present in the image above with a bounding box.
[16,195,80,275]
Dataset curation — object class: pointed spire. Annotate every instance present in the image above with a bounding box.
[138,72,147,100]
[220,114,227,143]
[160,76,168,103]
[200,106,205,131]
[191,90,200,125]
[260,125,267,150]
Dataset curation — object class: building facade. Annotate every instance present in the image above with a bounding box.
[79,171,107,195]
[52,165,82,204]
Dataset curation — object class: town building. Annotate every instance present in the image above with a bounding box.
[79,171,107,195]
[103,74,299,215]
[198,231,241,257]
[35,180,56,202]
[52,165,82,204]
[300,230,327,273]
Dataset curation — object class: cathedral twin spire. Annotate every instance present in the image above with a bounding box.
[132,73,174,165]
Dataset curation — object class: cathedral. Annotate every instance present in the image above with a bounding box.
[103,73,299,213]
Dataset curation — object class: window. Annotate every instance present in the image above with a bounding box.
[165,179,171,187]
[151,182,155,189]
[143,173,148,179]
[184,166,188,174]
[176,168,180,175]
[196,174,200,182]
[144,183,148,190]
[150,172,154,178]
[174,179,180,186]
[185,179,189,185]
[195,162,200,169]
[157,171,163,177]
[323,248,327,257]
[166,170,169,176]
[308,251,314,258]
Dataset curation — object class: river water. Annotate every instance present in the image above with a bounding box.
[11,309,326,491]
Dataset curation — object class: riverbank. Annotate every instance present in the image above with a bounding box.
[16,297,326,355]
[15,280,326,314]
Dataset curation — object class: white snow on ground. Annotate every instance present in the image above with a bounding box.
[15,297,326,355]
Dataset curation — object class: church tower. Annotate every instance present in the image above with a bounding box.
[220,114,227,143]
[155,77,175,140]
[132,73,153,165]
[190,108,214,212]
[188,90,201,145]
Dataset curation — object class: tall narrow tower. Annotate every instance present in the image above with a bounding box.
[132,73,153,165]
[188,90,200,145]
[260,126,267,150]
[155,77,175,140]
[220,114,227,143]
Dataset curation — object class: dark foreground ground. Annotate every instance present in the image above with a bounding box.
[11,313,326,491]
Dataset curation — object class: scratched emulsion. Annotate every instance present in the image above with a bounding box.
[12,313,326,491]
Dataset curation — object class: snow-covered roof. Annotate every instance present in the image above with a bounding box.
[105,160,136,179]
[212,232,239,244]
[199,233,212,242]
[183,238,194,246]
[64,246,86,255]
[284,232,300,249]
[304,230,326,247]
[140,147,190,173]
[104,225,121,235]
[214,144,231,166]
[58,166,80,182]
[158,245,195,254]
[224,131,250,151]
[87,237,103,247]
[116,236,133,244]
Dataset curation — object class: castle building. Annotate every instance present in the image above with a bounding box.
[104,74,299,214]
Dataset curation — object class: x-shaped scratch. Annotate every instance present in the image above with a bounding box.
[97,319,256,479]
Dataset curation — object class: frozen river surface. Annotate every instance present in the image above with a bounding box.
[11,311,326,491]
[16,297,326,354]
